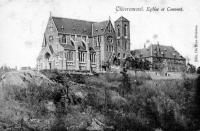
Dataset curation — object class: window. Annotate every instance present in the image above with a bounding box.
[107,36,113,43]
[78,52,81,61]
[82,53,85,62]
[49,35,53,42]
[90,53,96,63]
[62,35,66,43]
[108,24,112,33]
[124,25,127,36]
[98,35,101,45]
[124,41,127,50]
[66,51,73,61]
[79,52,85,62]
[118,28,120,37]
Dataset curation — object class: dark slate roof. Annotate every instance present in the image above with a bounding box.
[52,17,94,36]
[92,20,109,36]
[61,44,75,50]
[115,16,129,22]
[131,44,185,60]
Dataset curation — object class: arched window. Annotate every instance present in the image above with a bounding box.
[118,28,120,37]
[124,25,127,36]
[62,35,66,43]
[124,41,127,50]
[44,52,50,60]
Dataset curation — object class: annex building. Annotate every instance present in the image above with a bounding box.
[131,43,186,72]
[37,15,130,72]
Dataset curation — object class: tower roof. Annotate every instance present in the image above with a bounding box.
[115,16,129,22]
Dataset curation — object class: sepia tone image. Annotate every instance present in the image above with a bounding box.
[0,0,200,130]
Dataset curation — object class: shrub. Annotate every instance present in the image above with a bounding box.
[197,67,200,74]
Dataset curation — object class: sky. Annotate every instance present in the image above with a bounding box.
[0,0,200,68]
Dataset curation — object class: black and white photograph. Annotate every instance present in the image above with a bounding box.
[0,0,200,130]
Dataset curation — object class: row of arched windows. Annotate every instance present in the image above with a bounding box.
[117,24,128,37]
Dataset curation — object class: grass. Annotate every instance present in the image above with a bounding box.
[0,69,200,131]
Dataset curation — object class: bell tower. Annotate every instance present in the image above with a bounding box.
[114,16,130,59]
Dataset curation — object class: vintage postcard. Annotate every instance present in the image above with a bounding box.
[0,0,200,131]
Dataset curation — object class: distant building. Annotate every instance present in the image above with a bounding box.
[37,15,130,72]
[20,66,31,70]
[131,44,186,72]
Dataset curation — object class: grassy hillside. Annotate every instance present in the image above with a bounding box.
[0,69,199,131]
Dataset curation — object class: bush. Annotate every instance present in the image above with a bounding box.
[197,67,200,74]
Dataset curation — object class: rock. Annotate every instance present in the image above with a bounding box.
[0,70,56,99]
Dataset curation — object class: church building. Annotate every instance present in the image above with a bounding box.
[37,15,130,72]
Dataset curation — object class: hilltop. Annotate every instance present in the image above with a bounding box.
[0,70,199,131]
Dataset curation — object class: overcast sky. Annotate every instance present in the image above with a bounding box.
[0,0,200,68]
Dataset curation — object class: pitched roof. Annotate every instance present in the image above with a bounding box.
[115,16,129,22]
[52,17,111,37]
[131,44,185,60]
[52,17,94,36]
[92,20,109,36]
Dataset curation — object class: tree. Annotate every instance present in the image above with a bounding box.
[187,63,196,73]
[197,66,200,74]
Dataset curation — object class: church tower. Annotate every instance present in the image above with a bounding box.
[114,16,130,59]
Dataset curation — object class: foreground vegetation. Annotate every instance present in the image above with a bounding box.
[0,69,199,131]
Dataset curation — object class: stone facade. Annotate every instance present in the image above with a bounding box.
[37,16,130,72]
